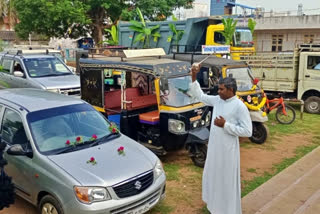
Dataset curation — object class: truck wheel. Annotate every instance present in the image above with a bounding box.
[304,96,320,114]
[249,122,267,144]
[190,144,207,168]
[39,195,64,214]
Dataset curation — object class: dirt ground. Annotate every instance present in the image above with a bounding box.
[0,134,315,214]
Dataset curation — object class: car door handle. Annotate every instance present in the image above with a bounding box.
[305,75,310,78]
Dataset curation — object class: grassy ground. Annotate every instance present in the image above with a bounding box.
[149,105,320,214]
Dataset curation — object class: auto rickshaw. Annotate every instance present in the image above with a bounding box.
[169,54,268,144]
[79,49,210,167]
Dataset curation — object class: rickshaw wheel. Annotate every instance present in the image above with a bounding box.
[191,144,208,168]
[249,122,267,144]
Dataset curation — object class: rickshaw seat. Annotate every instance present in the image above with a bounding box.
[127,94,157,110]
[139,110,160,125]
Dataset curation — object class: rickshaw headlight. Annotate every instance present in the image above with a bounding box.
[168,119,186,134]
[193,121,199,128]
[205,111,211,124]
[201,120,205,126]
[154,159,164,180]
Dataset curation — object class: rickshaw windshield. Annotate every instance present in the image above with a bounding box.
[226,67,254,91]
[161,75,200,107]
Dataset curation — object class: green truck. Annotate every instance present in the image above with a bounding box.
[241,44,320,114]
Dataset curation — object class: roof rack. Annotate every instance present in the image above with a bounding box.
[5,49,61,55]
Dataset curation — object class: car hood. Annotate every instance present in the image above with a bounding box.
[48,135,157,186]
[32,74,80,89]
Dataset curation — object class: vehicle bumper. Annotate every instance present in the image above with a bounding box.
[64,173,166,214]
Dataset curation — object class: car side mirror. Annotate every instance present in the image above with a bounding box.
[13,71,25,78]
[7,144,33,158]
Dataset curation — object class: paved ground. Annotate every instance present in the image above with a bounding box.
[242,146,320,214]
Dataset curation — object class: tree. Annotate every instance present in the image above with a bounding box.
[129,8,161,48]
[221,18,238,45]
[248,18,257,35]
[0,0,18,30]
[13,0,194,45]
[167,15,184,46]
[104,24,118,45]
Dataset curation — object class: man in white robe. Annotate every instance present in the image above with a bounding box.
[189,64,252,214]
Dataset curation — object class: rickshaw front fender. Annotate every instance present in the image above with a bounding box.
[185,127,210,145]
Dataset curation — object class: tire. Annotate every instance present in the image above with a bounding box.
[39,195,64,214]
[304,96,320,114]
[249,122,267,144]
[190,144,208,168]
[276,105,296,124]
[0,172,15,210]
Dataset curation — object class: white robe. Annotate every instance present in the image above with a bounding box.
[189,81,252,214]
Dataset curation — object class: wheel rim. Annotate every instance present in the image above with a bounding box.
[308,101,319,111]
[277,108,295,123]
[42,203,58,214]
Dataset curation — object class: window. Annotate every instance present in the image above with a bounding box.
[1,109,28,145]
[304,35,314,44]
[214,32,226,44]
[1,58,13,73]
[272,35,283,52]
[13,61,24,73]
[307,55,320,70]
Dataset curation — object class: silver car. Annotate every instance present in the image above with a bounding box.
[1,89,166,214]
[0,52,80,96]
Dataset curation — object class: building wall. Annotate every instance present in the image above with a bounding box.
[210,0,235,16]
[255,29,320,52]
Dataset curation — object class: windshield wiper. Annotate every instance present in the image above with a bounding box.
[90,132,120,147]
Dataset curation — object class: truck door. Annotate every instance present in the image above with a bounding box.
[299,53,320,99]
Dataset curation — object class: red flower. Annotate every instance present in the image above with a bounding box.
[92,134,97,139]
[76,136,82,142]
[66,140,70,145]
[90,157,95,162]
[118,146,124,152]
[112,128,117,133]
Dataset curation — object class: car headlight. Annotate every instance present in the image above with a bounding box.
[74,186,111,204]
[205,111,211,124]
[47,88,60,93]
[154,159,164,180]
[168,119,186,134]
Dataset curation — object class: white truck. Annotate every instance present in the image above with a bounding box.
[241,44,320,114]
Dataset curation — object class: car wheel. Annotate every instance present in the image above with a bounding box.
[39,195,64,214]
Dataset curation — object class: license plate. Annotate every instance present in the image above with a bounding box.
[125,204,150,214]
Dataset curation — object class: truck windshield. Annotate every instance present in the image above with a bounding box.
[23,57,72,78]
[27,104,114,154]
[234,29,253,47]
[160,75,200,107]
[226,67,254,91]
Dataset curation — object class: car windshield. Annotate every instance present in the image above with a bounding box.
[27,104,115,155]
[226,67,254,91]
[234,29,253,47]
[160,75,200,107]
[23,57,72,78]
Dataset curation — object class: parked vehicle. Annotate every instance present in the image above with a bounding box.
[170,54,268,144]
[118,17,255,59]
[80,49,210,167]
[0,50,80,96]
[1,88,165,214]
[241,44,320,114]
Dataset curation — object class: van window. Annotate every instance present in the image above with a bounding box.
[1,58,13,73]
[214,32,226,44]
[1,108,28,145]
[307,55,320,70]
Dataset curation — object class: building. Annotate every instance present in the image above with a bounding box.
[254,15,320,52]
[210,0,235,16]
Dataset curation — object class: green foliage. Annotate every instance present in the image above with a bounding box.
[248,18,257,35]
[129,7,161,48]
[104,25,118,45]
[167,23,184,46]
[221,18,238,45]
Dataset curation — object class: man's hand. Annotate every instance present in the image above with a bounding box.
[191,63,201,82]
[214,116,225,128]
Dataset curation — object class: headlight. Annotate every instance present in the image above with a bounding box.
[47,88,60,93]
[193,121,199,128]
[168,119,186,134]
[74,186,111,204]
[205,111,211,124]
[154,159,164,180]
